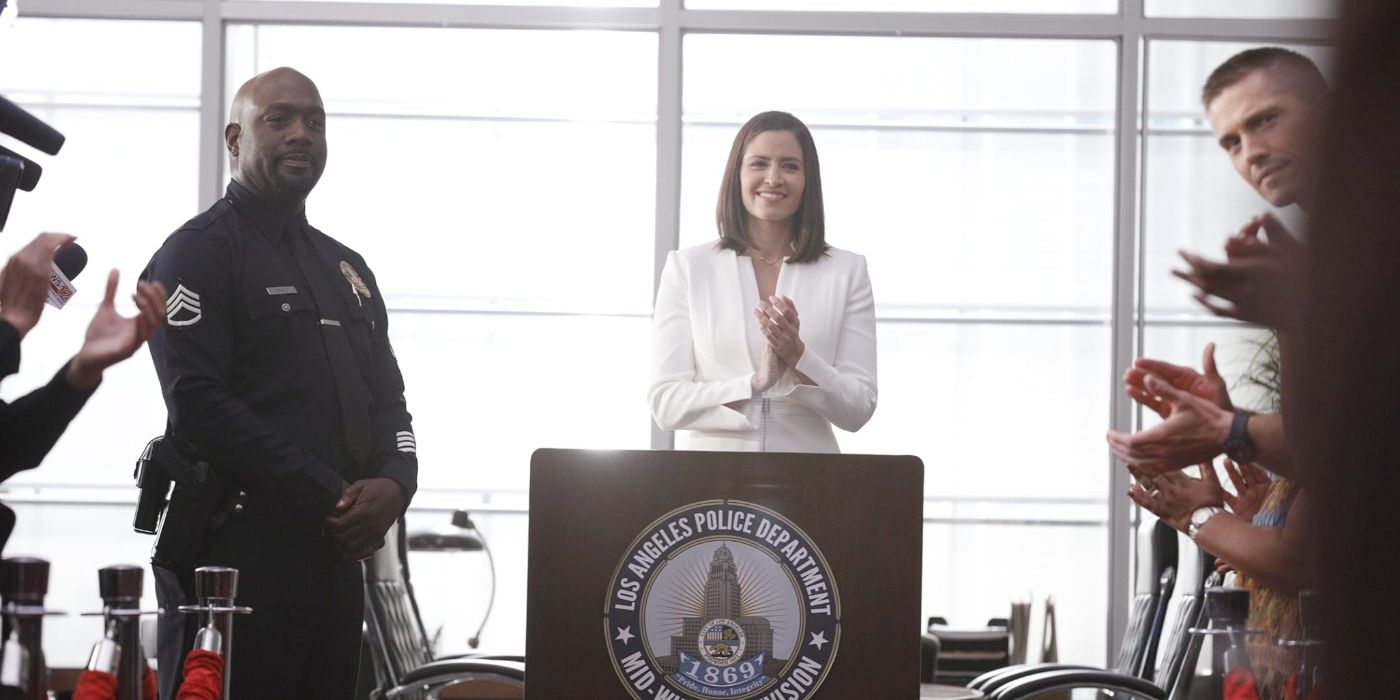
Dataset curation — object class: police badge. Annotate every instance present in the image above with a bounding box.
[339,260,371,302]
[605,500,840,700]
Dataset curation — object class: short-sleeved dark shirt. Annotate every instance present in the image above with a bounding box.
[143,181,416,519]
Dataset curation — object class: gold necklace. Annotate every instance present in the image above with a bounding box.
[748,247,785,267]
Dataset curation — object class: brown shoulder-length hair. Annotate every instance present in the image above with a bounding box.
[715,111,829,263]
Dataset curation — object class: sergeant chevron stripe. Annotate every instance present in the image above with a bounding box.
[396,430,416,454]
[166,284,203,327]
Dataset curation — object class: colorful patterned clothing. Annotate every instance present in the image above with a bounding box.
[1239,479,1304,700]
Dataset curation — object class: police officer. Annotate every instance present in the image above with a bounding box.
[143,67,416,699]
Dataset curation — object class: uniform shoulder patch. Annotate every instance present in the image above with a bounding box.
[166,283,203,327]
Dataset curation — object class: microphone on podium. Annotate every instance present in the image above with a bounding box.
[46,242,86,309]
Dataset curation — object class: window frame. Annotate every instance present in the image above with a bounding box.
[15,0,1336,665]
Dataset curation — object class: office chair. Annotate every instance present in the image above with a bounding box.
[362,518,524,700]
[983,549,1222,700]
[968,519,1181,694]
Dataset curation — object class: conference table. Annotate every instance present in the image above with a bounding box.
[426,684,983,698]
[400,681,984,698]
[921,683,986,699]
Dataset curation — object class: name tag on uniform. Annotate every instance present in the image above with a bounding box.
[266,286,298,295]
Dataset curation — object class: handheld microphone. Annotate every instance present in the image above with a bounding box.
[46,242,86,309]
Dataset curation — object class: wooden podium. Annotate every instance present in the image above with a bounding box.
[525,448,924,699]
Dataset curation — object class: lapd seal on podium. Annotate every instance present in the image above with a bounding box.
[604,500,840,700]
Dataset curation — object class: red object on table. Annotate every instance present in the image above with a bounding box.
[1286,674,1323,700]
[144,664,158,700]
[176,649,224,700]
[73,670,117,700]
[1224,667,1261,700]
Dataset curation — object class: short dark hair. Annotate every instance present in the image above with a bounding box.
[715,111,829,264]
[1202,47,1329,108]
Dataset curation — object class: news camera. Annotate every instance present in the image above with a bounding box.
[0,91,66,231]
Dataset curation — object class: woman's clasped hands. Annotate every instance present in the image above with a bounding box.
[751,295,806,393]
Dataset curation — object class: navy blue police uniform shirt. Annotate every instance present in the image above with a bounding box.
[142,180,417,521]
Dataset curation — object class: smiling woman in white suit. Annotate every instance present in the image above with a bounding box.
[649,111,877,453]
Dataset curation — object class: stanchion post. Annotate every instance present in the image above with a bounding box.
[97,565,146,700]
[0,557,51,700]
[178,565,252,700]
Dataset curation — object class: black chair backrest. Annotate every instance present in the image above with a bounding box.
[1113,519,1179,677]
[1150,519,1180,597]
[1137,565,1177,678]
[1158,563,1224,698]
[1114,591,1157,676]
[363,519,434,692]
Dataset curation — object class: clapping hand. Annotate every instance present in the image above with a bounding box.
[751,340,785,394]
[758,295,805,367]
[1125,343,1233,419]
[1107,373,1234,474]
[1127,462,1228,532]
[1174,213,1305,330]
[67,271,167,389]
[1221,457,1273,522]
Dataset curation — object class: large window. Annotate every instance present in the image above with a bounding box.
[1145,0,1336,18]
[224,24,660,493]
[687,0,1115,12]
[0,16,202,666]
[3,0,1335,671]
[682,33,1117,660]
[246,0,658,5]
[0,19,201,488]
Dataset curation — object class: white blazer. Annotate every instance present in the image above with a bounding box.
[648,242,877,453]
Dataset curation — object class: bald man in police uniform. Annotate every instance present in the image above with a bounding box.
[143,67,416,699]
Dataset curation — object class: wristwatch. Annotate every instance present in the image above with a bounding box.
[1187,506,1225,541]
[1221,410,1257,463]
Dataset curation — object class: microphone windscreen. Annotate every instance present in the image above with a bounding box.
[54,242,88,281]
[0,96,65,156]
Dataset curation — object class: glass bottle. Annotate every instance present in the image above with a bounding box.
[1276,590,1322,700]
[1171,585,1258,700]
